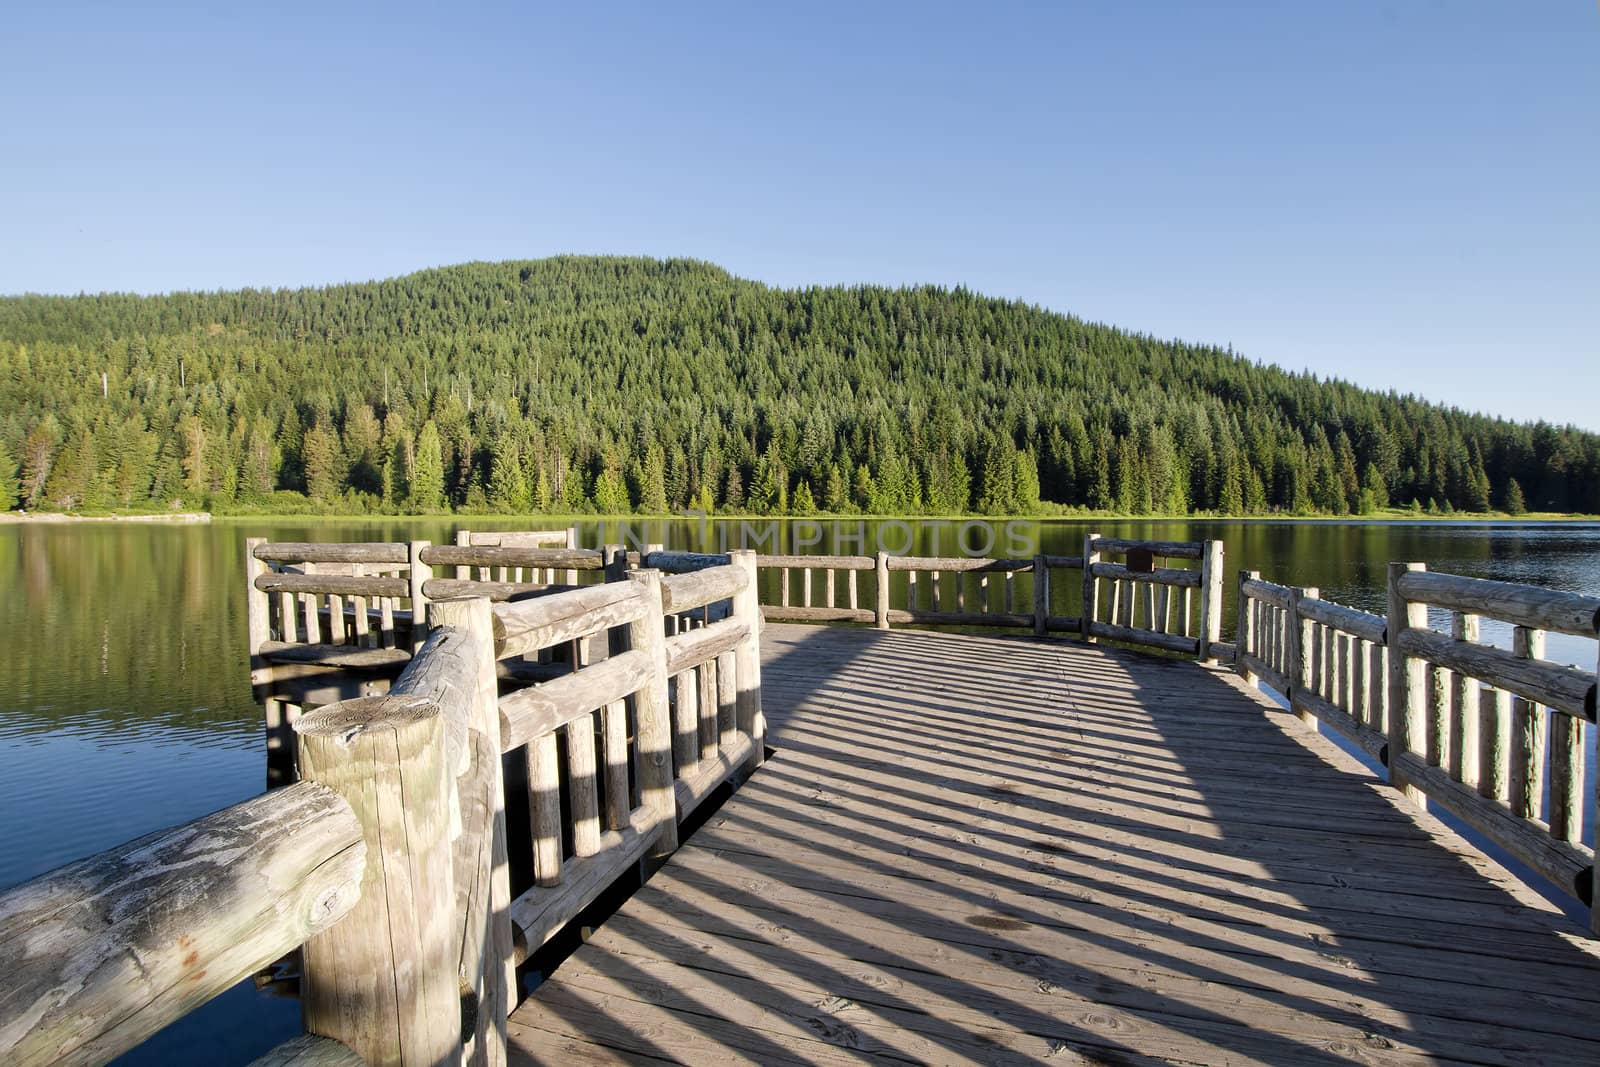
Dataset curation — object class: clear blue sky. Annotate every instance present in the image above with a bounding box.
[4,2,1595,429]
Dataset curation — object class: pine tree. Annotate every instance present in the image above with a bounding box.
[1503,477,1526,515]
[640,447,669,513]
[1358,463,1389,514]
[45,430,97,510]
[409,420,446,512]
[594,464,631,514]
[180,416,209,499]
[20,422,58,509]
[791,480,817,514]
[851,464,876,510]
[823,463,848,512]
[1013,449,1041,513]
[749,447,786,514]
[302,422,343,503]
[489,439,530,512]
[722,464,745,510]
[0,439,18,510]
[977,439,1017,513]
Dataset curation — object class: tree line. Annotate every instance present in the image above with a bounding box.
[1,256,1593,517]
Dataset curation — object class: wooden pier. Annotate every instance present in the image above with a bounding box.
[4,532,1600,1066]
[508,624,1600,1065]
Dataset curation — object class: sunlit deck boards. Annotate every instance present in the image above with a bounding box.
[507,624,1600,1065]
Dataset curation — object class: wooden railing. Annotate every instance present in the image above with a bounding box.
[1236,571,1390,759]
[1387,565,1599,924]
[1234,562,1600,931]
[2,530,769,1067]
[750,538,1225,659]
[1081,534,1225,659]
[0,610,499,1066]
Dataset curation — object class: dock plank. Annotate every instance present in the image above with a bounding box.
[509,624,1600,1065]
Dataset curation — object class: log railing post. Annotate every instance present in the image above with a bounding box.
[424,597,513,1064]
[730,549,765,771]
[1080,532,1101,644]
[1290,586,1317,730]
[874,551,890,630]
[1198,539,1224,662]
[603,544,631,669]
[564,527,579,587]
[1032,554,1049,637]
[1508,625,1546,821]
[296,695,460,1067]
[1236,570,1259,686]
[1451,611,1482,790]
[408,540,432,652]
[247,537,293,787]
[627,569,679,856]
[1386,562,1428,806]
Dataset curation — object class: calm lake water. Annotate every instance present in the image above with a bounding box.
[3,517,1597,1064]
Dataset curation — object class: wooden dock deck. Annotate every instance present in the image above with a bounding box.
[508,623,1600,1065]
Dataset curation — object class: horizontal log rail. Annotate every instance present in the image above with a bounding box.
[422,577,581,602]
[492,581,649,660]
[646,550,735,572]
[1396,570,1600,638]
[660,563,749,614]
[498,648,654,751]
[253,571,410,599]
[252,541,410,564]
[1088,536,1205,560]
[1089,561,1202,588]
[665,617,750,676]
[1394,627,1596,723]
[419,544,605,570]
[884,555,1032,572]
[0,785,366,1067]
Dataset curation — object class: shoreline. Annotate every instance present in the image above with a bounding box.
[0,511,212,525]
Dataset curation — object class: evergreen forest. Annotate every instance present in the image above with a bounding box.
[1,256,1594,517]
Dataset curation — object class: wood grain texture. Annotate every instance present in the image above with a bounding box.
[510,623,1600,1067]
[296,696,459,1067]
[0,783,363,1067]
[246,1034,364,1067]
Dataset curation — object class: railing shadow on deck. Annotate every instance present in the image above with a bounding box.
[522,624,1600,1065]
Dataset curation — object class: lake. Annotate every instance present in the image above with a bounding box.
[3,516,1598,1064]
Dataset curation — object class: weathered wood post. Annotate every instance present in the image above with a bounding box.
[1032,554,1049,637]
[408,540,432,652]
[1451,611,1482,791]
[603,544,630,667]
[1198,539,1224,662]
[247,537,294,787]
[1080,532,1101,643]
[1289,586,1317,730]
[424,597,513,1066]
[874,550,890,630]
[1236,570,1259,686]
[730,549,766,770]
[1508,625,1546,821]
[296,695,460,1067]
[1386,562,1428,806]
[627,569,679,857]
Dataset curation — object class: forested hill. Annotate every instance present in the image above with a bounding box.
[0,256,1594,516]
